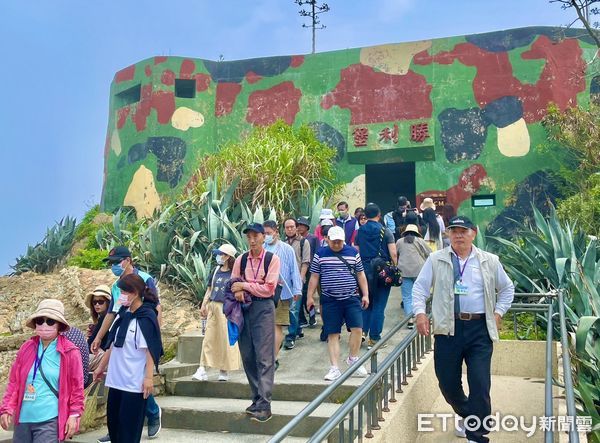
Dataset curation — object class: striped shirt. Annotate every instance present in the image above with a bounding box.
[310,245,364,300]
[264,240,302,300]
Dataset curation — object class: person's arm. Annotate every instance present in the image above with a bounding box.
[0,342,28,421]
[412,258,433,315]
[92,347,112,383]
[357,271,369,308]
[306,273,320,309]
[65,347,85,439]
[91,312,115,353]
[494,262,515,327]
[143,351,155,399]
[290,250,303,300]
[300,240,311,281]
[242,255,281,297]
[156,304,163,329]
[388,242,398,266]
[200,285,212,318]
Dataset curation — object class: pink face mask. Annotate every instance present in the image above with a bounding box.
[35,324,58,341]
[118,293,132,307]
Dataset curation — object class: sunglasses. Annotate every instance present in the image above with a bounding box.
[34,317,57,326]
[93,299,107,306]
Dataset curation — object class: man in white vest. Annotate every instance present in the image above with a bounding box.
[413,216,514,443]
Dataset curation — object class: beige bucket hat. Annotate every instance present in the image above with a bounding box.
[402,224,423,237]
[25,299,70,330]
[85,284,112,309]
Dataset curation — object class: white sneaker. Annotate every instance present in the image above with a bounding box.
[346,356,368,377]
[218,371,229,382]
[192,367,208,381]
[455,417,467,438]
[324,366,342,381]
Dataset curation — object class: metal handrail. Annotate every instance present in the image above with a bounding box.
[268,314,414,442]
[545,301,554,443]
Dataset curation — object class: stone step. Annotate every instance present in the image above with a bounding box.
[156,395,341,438]
[168,375,358,403]
[72,427,308,442]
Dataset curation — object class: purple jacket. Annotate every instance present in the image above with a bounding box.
[223,277,252,330]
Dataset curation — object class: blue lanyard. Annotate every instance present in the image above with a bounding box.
[452,248,471,281]
[32,345,49,383]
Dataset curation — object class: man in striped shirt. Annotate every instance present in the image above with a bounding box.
[307,226,370,381]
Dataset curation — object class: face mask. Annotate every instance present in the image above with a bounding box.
[338,211,348,219]
[36,324,58,341]
[216,255,226,265]
[118,293,132,307]
[111,263,124,277]
[264,235,274,245]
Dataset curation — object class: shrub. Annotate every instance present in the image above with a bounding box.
[67,248,108,270]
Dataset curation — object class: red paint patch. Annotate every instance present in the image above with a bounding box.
[418,164,487,210]
[180,59,196,79]
[246,81,303,126]
[194,73,211,92]
[246,71,262,84]
[414,36,586,122]
[116,106,131,129]
[215,83,242,117]
[321,64,432,125]
[161,70,175,86]
[154,56,168,65]
[115,65,135,83]
[290,55,304,67]
[131,84,175,131]
[144,65,152,77]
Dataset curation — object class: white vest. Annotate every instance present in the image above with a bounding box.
[429,245,501,341]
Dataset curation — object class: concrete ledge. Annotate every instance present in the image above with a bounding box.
[175,330,204,364]
[491,340,558,378]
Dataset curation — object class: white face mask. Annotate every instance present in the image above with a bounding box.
[216,255,226,265]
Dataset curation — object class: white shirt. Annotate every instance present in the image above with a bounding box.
[412,249,514,316]
[105,317,148,393]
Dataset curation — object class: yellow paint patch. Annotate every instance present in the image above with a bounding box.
[171,107,205,131]
[111,130,121,156]
[497,118,530,157]
[360,40,432,75]
[333,174,365,213]
[123,165,161,219]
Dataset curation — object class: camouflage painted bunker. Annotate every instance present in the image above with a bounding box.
[101,26,599,233]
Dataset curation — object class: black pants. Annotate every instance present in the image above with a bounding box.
[434,318,493,443]
[107,388,147,443]
[239,298,275,412]
[298,274,310,325]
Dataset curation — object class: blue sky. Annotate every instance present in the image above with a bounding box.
[0,0,577,274]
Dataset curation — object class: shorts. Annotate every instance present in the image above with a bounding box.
[321,295,363,335]
[275,299,291,326]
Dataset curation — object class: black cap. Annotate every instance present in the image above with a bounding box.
[243,223,265,234]
[103,246,132,263]
[447,216,476,230]
[296,216,310,228]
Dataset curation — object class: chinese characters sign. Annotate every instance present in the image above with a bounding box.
[348,119,434,164]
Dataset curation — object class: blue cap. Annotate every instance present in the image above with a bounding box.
[243,223,265,234]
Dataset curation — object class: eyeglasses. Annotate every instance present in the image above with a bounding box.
[34,317,57,326]
[92,299,107,306]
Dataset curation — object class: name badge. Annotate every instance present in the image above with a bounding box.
[454,281,469,295]
[23,384,36,401]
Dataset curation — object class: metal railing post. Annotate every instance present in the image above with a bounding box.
[544,302,554,443]
[558,289,579,442]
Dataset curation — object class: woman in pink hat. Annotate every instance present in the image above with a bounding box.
[0,299,84,442]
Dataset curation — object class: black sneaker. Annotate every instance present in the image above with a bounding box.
[297,331,304,339]
[299,321,309,328]
[250,410,272,423]
[245,403,259,415]
[284,339,295,350]
[275,359,280,371]
[147,405,162,439]
[309,315,317,327]
[97,434,111,443]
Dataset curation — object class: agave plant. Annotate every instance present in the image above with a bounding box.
[489,206,600,440]
[12,217,77,274]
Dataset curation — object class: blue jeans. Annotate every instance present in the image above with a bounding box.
[286,297,301,340]
[146,394,160,421]
[362,265,392,341]
[401,277,414,318]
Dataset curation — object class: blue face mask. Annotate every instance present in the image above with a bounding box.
[264,235,274,245]
[111,263,124,277]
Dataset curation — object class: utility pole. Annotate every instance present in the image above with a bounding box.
[294,0,330,54]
